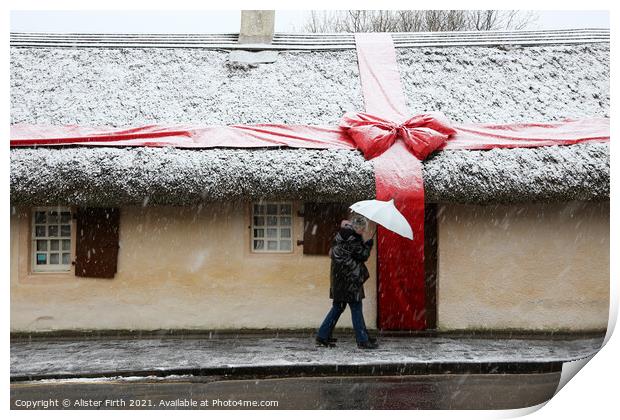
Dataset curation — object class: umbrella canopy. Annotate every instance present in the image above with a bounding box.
[349,199,413,240]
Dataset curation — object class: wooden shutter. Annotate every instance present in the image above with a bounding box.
[75,207,120,278]
[302,202,350,255]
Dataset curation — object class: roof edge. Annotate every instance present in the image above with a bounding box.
[9,143,610,206]
[10,28,610,50]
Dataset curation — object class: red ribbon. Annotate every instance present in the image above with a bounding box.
[339,109,457,331]
[340,111,457,160]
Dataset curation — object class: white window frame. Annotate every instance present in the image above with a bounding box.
[251,201,293,253]
[31,206,73,272]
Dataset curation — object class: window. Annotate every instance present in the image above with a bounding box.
[251,202,293,253]
[32,207,72,272]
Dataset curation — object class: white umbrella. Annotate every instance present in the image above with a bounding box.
[349,199,413,240]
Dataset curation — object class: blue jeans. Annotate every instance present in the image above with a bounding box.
[317,300,370,344]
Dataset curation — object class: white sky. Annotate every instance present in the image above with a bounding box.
[10,10,610,33]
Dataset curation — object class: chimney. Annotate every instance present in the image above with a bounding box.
[238,10,275,45]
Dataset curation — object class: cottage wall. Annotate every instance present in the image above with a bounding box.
[11,200,609,332]
[10,203,377,331]
[436,201,609,331]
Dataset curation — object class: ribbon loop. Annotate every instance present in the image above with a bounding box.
[341,111,456,160]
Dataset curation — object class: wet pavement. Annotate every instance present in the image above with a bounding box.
[11,334,603,380]
[10,372,561,410]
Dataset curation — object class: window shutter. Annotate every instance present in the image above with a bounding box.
[75,207,120,278]
[302,202,350,255]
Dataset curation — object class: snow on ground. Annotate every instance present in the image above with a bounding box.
[10,335,604,378]
[29,374,195,384]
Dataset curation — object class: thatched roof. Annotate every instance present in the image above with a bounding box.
[10,143,608,206]
[9,30,610,205]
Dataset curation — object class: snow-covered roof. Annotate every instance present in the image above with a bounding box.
[10,31,610,126]
[10,143,608,206]
[9,30,610,205]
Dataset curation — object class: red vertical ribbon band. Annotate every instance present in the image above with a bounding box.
[355,33,408,121]
[354,33,427,330]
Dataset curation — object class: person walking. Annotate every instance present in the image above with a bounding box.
[315,214,378,349]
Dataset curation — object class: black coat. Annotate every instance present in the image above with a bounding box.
[329,226,374,303]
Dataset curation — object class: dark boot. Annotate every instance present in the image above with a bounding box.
[328,337,338,343]
[357,340,379,350]
[364,329,377,344]
[316,337,336,348]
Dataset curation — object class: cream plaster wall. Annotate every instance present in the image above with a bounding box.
[437,201,609,331]
[11,200,608,332]
[10,203,377,332]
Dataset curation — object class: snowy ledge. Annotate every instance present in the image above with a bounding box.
[10,143,609,206]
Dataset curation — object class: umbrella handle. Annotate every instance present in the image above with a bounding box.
[368,225,377,240]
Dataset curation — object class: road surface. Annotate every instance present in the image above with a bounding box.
[11,372,560,410]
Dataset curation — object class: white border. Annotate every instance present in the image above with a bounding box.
[4,1,616,419]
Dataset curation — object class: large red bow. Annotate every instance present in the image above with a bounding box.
[340,111,457,160]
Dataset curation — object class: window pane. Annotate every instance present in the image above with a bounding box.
[267,240,278,251]
[50,240,59,251]
[280,240,292,251]
[266,216,277,226]
[36,253,47,265]
[253,204,264,215]
[266,228,278,238]
[62,239,71,251]
[35,225,46,237]
[48,225,59,237]
[36,240,47,251]
[253,229,264,238]
[280,216,292,226]
[253,216,264,226]
[34,211,46,223]
[280,228,291,238]
[50,253,59,264]
[62,253,71,264]
[253,240,264,250]
[266,204,278,215]
[60,212,71,223]
[48,211,58,224]
[280,204,292,215]
[60,225,71,237]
